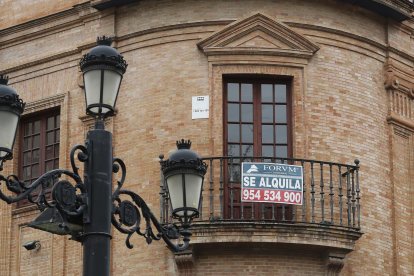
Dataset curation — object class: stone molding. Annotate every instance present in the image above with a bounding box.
[197,13,319,59]
[0,2,95,40]
[384,62,414,98]
[23,93,66,115]
[174,250,194,275]
[191,222,362,252]
[325,252,346,276]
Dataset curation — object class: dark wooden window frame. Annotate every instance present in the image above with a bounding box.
[223,75,293,220]
[17,107,60,208]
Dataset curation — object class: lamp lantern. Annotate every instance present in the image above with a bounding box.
[0,75,25,169]
[79,36,127,118]
[161,139,207,222]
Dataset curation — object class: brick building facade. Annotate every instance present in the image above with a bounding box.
[0,0,413,275]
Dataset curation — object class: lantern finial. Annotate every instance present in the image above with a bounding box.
[96,36,113,46]
[0,75,9,85]
[176,139,191,150]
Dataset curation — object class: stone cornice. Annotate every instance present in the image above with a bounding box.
[290,22,414,64]
[286,22,387,51]
[0,2,97,46]
[200,48,316,59]
[343,0,414,21]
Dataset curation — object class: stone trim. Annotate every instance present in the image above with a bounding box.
[384,61,414,130]
[0,2,95,39]
[197,13,319,59]
[325,252,346,276]
[191,222,362,252]
[174,250,194,275]
[23,93,66,115]
[384,62,414,98]
[387,114,414,134]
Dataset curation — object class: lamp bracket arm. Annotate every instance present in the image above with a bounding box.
[0,144,88,215]
[111,157,190,252]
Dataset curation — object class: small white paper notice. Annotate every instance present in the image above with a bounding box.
[192,96,209,119]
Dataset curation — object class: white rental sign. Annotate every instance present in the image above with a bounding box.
[192,96,209,119]
[241,162,304,205]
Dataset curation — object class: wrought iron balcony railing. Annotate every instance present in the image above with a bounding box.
[160,156,361,231]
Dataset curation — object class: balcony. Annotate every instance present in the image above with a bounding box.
[160,156,363,256]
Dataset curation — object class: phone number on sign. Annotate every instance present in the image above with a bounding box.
[241,188,302,205]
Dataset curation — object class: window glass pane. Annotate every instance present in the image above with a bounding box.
[32,164,39,178]
[262,125,274,143]
[23,152,31,166]
[55,131,60,143]
[241,84,252,102]
[228,104,239,122]
[262,104,273,123]
[241,104,253,122]
[229,165,241,182]
[24,137,31,150]
[228,144,240,157]
[227,83,239,101]
[275,125,287,144]
[261,84,273,102]
[24,123,30,135]
[56,115,60,128]
[33,135,40,148]
[241,144,253,157]
[24,166,31,179]
[54,159,59,169]
[228,124,240,143]
[275,105,287,123]
[241,124,253,143]
[46,131,54,145]
[32,149,40,163]
[34,120,41,134]
[55,144,59,158]
[275,84,287,103]
[46,161,54,172]
[262,145,274,158]
[46,146,54,160]
[47,116,54,130]
[276,146,288,158]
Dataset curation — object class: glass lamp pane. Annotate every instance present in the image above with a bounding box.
[167,173,203,217]
[0,110,19,156]
[166,174,184,215]
[102,70,121,112]
[84,70,102,114]
[184,174,203,212]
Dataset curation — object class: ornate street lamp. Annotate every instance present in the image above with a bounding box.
[161,139,207,220]
[79,36,127,118]
[0,75,25,169]
[0,37,207,276]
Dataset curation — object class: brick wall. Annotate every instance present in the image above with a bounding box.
[0,0,413,275]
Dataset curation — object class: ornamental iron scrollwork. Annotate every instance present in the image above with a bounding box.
[1,141,194,252]
[0,144,87,219]
[111,157,190,252]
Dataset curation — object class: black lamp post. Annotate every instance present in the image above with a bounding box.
[0,37,207,276]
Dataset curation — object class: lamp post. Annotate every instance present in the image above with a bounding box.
[0,37,207,276]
